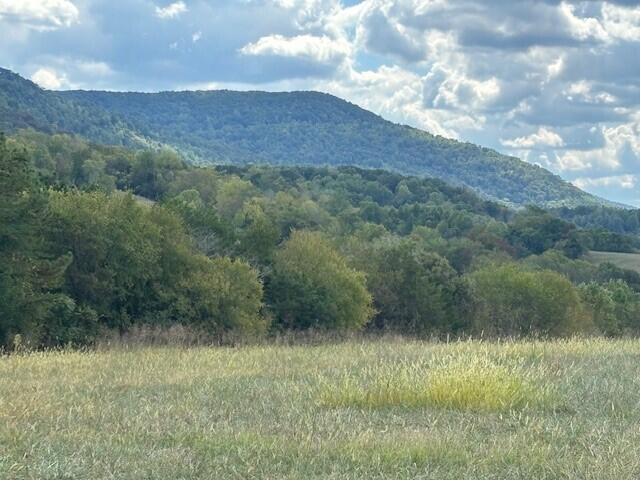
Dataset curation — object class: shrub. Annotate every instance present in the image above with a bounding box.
[172,255,267,336]
[269,230,373,330]
[352,236,471,335]
[579,281,640,336]
[469,263,591,337]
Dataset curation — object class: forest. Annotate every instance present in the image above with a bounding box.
[0,67,609,208]
[3,129,640,349]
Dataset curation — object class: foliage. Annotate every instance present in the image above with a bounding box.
[554,205,640,236]
[349,236,471,334]
[507,206,584,258]
[45,190,265,342]
[3,130,640,346]
[579,281,640,336]
[0,67,609,208]
[269,231,373,330]
[171,255,266,337]
[0,135,75,346]
[522,250,599,285]
[469,263,591,337]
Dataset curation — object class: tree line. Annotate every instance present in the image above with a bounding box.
[2,130,640,349]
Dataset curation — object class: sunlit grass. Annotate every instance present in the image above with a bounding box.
[2,338,640,479]
[320,355,559,412]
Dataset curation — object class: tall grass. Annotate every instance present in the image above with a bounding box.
[2,338,640,479]
[320,355,559,411]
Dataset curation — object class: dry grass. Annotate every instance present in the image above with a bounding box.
[586,250,640,272]
[2,338,640,479]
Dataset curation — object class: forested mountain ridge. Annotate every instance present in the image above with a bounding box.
[0,67,611,208]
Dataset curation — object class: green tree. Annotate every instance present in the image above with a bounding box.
[172,255,266,337]
[49,190,266,339]
[130,150,185,200]
[354,237,470,335]
[269,231,373,330]
[579,281,640,336]
[469,263,590,337]
[507,207,581,257]
[0,135,72,346]
[165,189,234,256]
[236,200,280,263]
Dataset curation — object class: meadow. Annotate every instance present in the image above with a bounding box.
[2,338,640,479]
[586,250,640,273]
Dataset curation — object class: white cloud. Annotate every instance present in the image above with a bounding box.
[31,67,68,89]
[155,1,187,19]
[560,3,608,42]
[601,3,640,42]
[271,0,340,29]
[555,117,640,173]
[546,55,564,82]
[424,65,500,111]
[573,174,637,190]
[564,81,616,104]
[240,34,350,65]
[502,127,565,149]
[0,0,79,30]
[192,31,202,43]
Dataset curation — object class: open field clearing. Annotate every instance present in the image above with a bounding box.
[2,339,640,479]
[586,251,640,272]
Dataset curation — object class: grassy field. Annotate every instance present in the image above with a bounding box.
[2,339,640,479]
[585,250,640,272]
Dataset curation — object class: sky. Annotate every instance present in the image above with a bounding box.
[1,1,639,205]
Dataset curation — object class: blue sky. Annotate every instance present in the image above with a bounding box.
[1,0,639,205]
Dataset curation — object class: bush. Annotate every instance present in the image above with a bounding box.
[469,263,590,337]
[172,255,267,336]
[522,250,597,284]
[269,230,373,330]
[579,281,640,336]
[352,236,471,335]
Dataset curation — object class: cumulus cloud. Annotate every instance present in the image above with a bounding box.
[155,1,187,19]
[31,67,69,89]
[423,65,500,111]
[240,34,350,66]
[601,3,640,42]
[0,0,79,30]
[502,127,565,149]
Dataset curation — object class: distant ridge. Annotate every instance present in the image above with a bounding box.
[0,67,617,208]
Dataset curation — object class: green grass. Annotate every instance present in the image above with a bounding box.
[320,355,560,412]
[586,250,640,272]
[2,339,640,479]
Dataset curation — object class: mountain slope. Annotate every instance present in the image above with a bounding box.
[0,67,609,207]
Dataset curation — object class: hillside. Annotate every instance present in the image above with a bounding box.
[0,67,609,207]
[5,129,640,347]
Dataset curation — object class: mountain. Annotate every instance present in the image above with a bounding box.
[0,67,612,207]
